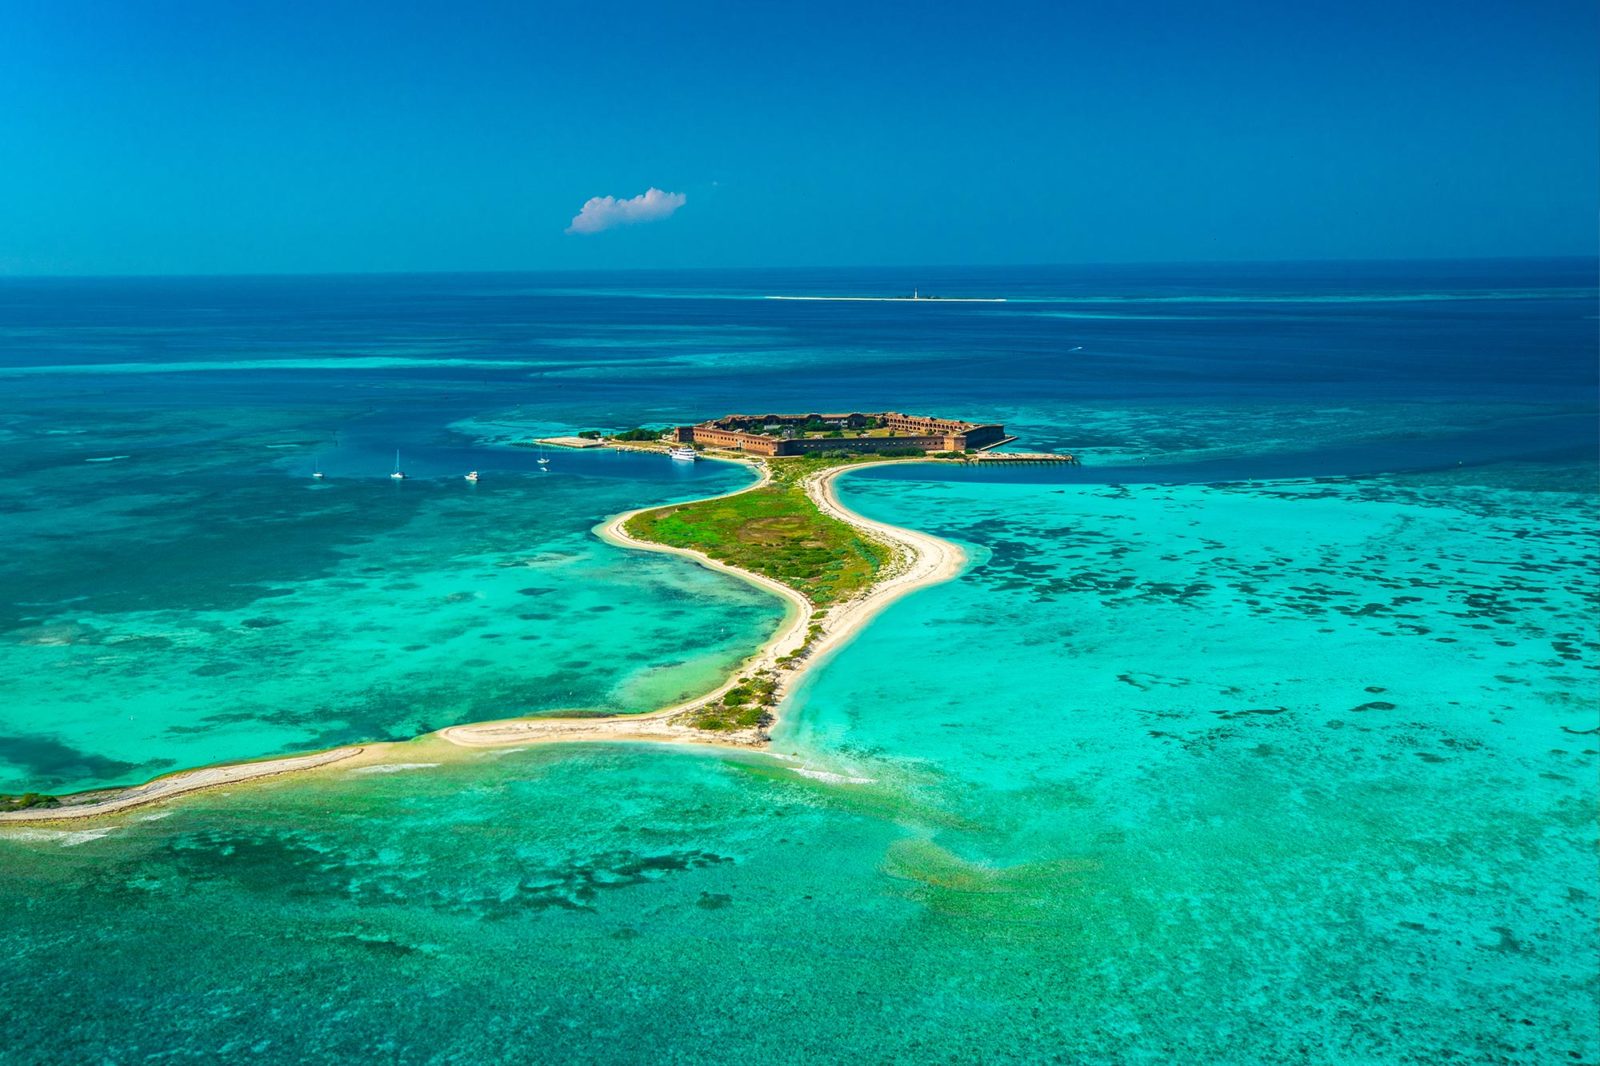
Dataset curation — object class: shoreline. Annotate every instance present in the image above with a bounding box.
[0,747,366,824]
[441,458,966,749]
[0,459,964,825]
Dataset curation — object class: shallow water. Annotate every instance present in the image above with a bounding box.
[1,262,1595,1062]
[0,449,780,794]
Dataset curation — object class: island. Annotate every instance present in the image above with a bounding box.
[668,410,1013,455]
[1,411,1075,823]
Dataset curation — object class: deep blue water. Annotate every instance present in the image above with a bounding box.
[2,259,1593,443]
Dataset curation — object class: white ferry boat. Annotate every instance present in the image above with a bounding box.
[669,446,697,462]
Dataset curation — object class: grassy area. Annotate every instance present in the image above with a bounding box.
[684,671,780,731]
[0,792,60,812]
[798,427,896,439]
[624,455,896,606]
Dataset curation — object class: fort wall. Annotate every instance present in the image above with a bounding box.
[670,411,1004,456]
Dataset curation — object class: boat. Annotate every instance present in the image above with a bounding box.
[389,450,406,480]
[464,470,479,482]
[669,446,697,462]
[536,443,550,466]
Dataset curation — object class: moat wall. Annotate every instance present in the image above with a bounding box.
[671,411,1005,456]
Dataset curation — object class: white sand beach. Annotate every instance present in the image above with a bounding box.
[1,459,963,823]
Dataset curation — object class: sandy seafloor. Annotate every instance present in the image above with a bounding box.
[0,262,1595,1063]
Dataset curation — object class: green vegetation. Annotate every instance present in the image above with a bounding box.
[611,427,664,442]
[577,430,602,439]
[625,455,895,605]
[775,620,829,670]
[0,792,60,812]
[686,671,780,731]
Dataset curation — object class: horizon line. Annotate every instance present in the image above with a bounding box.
[0,253,1596,283]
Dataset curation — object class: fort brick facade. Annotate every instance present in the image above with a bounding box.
[669,412,1008,457]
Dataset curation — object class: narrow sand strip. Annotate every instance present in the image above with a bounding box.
[0,747,364,824]
[0,459,963,825]
[441,459,965,748]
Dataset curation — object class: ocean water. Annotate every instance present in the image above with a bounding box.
[0,261,1595,1062]
[0,448,781,795]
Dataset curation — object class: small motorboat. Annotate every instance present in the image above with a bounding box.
[464,470,480,482]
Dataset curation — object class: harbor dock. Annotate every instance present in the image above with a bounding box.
[970,451,1079,465]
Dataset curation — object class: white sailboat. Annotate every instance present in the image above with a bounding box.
[312,456,325,479]
[537,442,550,466]
[390,450,407,480]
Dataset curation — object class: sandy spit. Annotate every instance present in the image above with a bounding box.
[439,458,964,749]
[0,747,366,825]
[0,458,964,825]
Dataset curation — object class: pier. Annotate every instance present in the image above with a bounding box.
[970,451,1079,465]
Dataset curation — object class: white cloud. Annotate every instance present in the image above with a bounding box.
[565,187,687,235]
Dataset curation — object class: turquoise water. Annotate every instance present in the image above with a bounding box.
[1,264,1596,1061]
[1,470,1592,1061]
[0,441,779,794]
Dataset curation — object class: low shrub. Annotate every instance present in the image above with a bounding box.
[0,792,60,812]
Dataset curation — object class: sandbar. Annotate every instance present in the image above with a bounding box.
[0,459,963,824]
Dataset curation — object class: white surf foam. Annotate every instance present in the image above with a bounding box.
[351,762,440,775]
[4,827,119,846]
[791,767,875,785]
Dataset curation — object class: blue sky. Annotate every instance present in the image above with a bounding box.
[1,0,1595,274]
